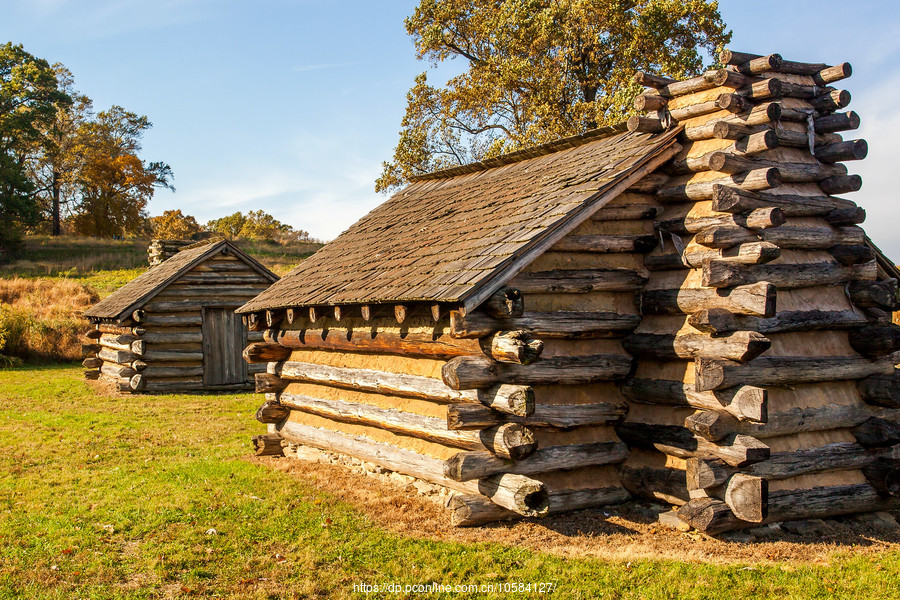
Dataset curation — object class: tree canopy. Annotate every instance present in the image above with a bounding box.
[0,43,70,248]
[149,209,201,240]
[376,0,731,192]
[206,210,313,244]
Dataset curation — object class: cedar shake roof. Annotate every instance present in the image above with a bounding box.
[85,239,278,322]
[238,126,682,315]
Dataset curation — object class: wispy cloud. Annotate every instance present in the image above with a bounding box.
[292,60,364,73]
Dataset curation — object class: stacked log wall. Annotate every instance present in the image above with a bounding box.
[625,51,900,533]
[84,252,271,392]
[246,189,665,524]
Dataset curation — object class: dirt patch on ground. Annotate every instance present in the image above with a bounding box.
[252,453,900,565]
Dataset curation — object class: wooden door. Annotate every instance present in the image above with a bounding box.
[202,307,248,386]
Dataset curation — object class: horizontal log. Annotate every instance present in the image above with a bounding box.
[816,139,867,163]
[130,378,251,391]
[158,286,268,297]
[634,94,668,111]
[710,155,848,184]
[640,282,775,317]
[486,331,544,365]
[176,273,269,284]
[724,474,767,522]
[507,269,647,293]
[623,331,770,362]
[615,422,769,467]
[633,71,675,90]
[97,347,137,364]
[657,207,783,235]
[815,111,860,133]
[140,366,204,377]
[279,420,548,516]
[101,363,136,380]
[279,392,536,460]
[626,172,670,194]
[264,327,486,360]
[863,458,900,497]
[703,259,876,289]
[711,185,857,217]
[849,325,900,358]
[645,242,780,271]
[819,174,862,195]
[98,337,132,353]
[252,433,284,457]
[550,234,657,254]
[687,443,878,490]
[626,115,664,133]
[96,324,134,336]
[139,332,203,344]
[695,356,895,391]
[668,132,779,175]
[858,371,900,408]
[848,279,900,310]
[256,400,289,424]
[448,310,641,339]
[140,351,204,362]
[443,441,629,481]
[82,357,102,369]
[730,53,782,75]
[621,379,767,422]
[483,287,524,318]
[272,360,535,416]
[852,417,900,449]
[84,369,100,380]
[255,372,288,394]
[828,244,875,266]
[686,403,868,441]
[681,104,782,142]
[688,308,869,336]
[678,483,889,535]
[735,78,781,100]
[774,127,842,149]
[441,354,633,390]
[448,486,631,526]
[619,464,690,505]
[695,224,865,250]
[145,301,245,312]
[446,402,628,430]
[243,343,292,363]
[656,168,781,202]
[593,197,662,220]
[809,89,851,112]
[85,329,102,340]
[824,206,866,226]
[140,314,203,326]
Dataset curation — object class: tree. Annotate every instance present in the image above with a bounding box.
[206,211,246,239]
[67,106,173,237]
[28,65,92,236]
[0,43,69,249]
[150,209,201,239]
[206,210,312,243]
[377,0,731,192]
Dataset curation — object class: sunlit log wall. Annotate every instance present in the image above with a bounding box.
[623,50,900,533]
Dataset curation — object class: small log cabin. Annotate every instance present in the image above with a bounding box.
[238,49,900,532]
[83,239,278,393]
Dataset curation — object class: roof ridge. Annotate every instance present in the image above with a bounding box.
[408,122,629,183]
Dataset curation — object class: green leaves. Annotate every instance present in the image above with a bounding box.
[377,0,731,192]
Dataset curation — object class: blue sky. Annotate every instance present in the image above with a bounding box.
[4,0,900,256]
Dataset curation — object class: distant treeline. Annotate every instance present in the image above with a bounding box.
[0,42,315,254]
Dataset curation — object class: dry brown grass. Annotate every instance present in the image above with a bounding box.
[0,277,98,362]
[258,454,900,566]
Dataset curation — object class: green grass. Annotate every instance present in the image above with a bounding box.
[2,365,900,599]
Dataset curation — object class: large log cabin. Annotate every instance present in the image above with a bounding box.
[237,49,900,532]
[84,239,278,393]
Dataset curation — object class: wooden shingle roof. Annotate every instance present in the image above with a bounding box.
[238,126,682,315]
[85,239,278,322]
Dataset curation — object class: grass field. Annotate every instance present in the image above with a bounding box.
[2,365,900,599]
